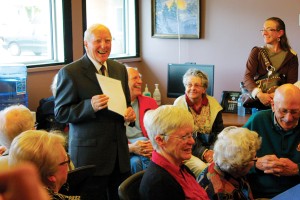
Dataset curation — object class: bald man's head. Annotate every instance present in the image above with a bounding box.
[271,84,300,131]
[127,67,142,101]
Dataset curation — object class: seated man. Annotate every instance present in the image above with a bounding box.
[126,67,158,174]
[8,130,77,199]
[244,84,300,199]
[0,104,35,171]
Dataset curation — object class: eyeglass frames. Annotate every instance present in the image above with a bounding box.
[260,28,279,33]
[58,154,71,168]
[160,132,197,141]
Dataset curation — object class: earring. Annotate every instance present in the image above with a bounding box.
[277,37,280,41]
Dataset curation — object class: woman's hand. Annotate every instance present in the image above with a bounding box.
[257,92,274,106]
[203,150,214,163]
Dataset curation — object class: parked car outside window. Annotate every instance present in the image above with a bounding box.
[0,23,48,56]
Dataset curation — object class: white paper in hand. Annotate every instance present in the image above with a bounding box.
[96,74,126,116]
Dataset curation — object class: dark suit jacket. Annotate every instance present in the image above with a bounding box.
[54,54,131,176]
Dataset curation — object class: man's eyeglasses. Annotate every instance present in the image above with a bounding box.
[58,154,71,168]
[277,108,300,117]
[160,132,197,141]
[260,28,279,33]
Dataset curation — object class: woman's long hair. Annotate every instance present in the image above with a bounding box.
[267,17,291,51]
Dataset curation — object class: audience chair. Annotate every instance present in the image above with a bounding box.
[59,165,96,196]
[118,170,145,200]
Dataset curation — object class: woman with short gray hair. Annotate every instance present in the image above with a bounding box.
[198,126,261,199]
[0,104,34,151]
[144,105,194,151]
[140,105,209,200]
[174,68,224,177]
[0,104,35,171]
[182,68,209,91]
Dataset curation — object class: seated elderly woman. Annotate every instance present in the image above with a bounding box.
[198,126,261,200]
[0,104,35,171]
[174,68,224,177]
[139,105,209,200]
[8,130,75,200]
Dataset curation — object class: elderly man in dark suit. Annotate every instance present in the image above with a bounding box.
[54,24,136,200]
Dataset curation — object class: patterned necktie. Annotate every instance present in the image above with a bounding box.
[100,65,106,76]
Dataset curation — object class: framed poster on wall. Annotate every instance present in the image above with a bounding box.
[152,0,200,39]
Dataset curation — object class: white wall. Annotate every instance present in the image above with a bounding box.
[134,0,300,105]
[28,0,300,110]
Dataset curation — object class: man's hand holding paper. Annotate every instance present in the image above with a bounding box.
[96,74,128,117]
[91,94,109,112]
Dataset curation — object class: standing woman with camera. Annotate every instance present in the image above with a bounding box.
[243,17,298,108]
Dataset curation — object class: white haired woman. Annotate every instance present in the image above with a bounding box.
[0,104,35,171]
[198,126,261,200]
[139,105,209,200]
[174,68,224,177]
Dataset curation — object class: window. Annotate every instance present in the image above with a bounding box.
[82,0,139,59]
[0,0,72,67]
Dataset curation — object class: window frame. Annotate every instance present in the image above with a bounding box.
[60,0,73,68]
[28,0,73,68]
[81,0,140,60]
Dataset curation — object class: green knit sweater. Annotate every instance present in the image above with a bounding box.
[244,110,300,198]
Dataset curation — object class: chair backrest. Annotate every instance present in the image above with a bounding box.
[59,165,96,196]
[118,170,145,200]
